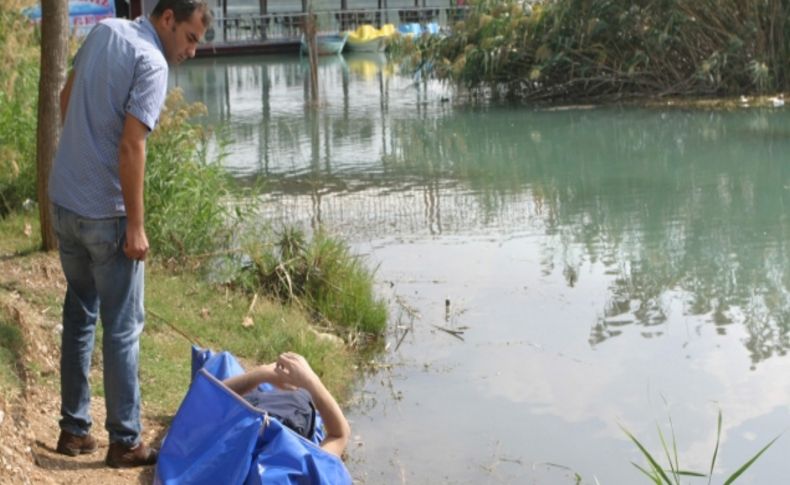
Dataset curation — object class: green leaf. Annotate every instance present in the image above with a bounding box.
[674,470,706,477]
[708,410,722,485]
[657,423,678,484]
[620,423,674,485]
[722,435,781,485]
[631,461,662,484]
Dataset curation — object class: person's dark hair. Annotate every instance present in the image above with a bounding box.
[151,0,213,28]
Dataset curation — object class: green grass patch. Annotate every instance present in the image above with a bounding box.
[139,266,356,415]
[0,318,24,398]
[0,211,40,255]
[238,228,388,336]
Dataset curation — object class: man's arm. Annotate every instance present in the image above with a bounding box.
[119,114,150,260]
[223,363,286,396]
[275,353,351,458]
[60,70,75,123]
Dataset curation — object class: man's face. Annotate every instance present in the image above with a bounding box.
[160,9,206,65]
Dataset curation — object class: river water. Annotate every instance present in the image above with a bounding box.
[171,54,790,484]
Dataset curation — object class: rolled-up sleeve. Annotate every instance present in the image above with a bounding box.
[125,58,168,132]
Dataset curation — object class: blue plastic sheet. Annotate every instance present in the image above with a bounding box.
[154,347,351,485]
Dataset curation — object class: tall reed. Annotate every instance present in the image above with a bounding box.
[145,89,247,265]
[406,0,790,101]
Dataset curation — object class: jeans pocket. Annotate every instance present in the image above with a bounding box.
[78,218,120,266]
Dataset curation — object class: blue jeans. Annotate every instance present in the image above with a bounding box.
[50,204,144,446]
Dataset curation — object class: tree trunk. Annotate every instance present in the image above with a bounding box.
[36,0,69,251]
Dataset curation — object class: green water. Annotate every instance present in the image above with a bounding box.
[172,54,790,484]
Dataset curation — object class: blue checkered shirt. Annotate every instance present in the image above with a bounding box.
[50,17,168,219]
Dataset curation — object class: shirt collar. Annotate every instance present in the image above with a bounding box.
[136,16,166,57]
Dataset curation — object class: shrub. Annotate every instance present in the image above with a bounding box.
[145,89,246,264]
[239,227,388,336]
[408,0,790,101]
[0,2,39,216]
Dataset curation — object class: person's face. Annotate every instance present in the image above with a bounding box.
[159,9,206,65]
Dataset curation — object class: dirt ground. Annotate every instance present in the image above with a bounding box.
[0,251,165,484]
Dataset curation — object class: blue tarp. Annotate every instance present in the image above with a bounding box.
[154,347,351,485]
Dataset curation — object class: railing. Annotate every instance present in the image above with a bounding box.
[206,6,468,45]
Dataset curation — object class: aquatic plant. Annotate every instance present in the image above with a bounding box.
[621,410,780,484]
[0,2,40,216]
[403,0,790,101]
[239,227,388,337]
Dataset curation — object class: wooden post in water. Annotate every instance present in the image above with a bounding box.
[304,5,319,105]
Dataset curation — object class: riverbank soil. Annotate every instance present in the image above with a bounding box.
[0,218,160,484]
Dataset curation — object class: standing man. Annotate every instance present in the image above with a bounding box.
[49,0,211,468]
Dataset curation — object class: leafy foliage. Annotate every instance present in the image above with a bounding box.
[0,2,40,216]
[403,0,790,101]
[145,89,248,264]
[622,410,780,484]
[238,227,388,336]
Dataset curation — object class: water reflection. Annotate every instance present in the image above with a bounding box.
[173,57,790,365]
[171,56,790,483]
[384,110,790,364]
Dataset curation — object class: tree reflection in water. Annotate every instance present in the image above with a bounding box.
[383,107,790,365]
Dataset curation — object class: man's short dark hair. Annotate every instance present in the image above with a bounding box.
[151,0,213,27]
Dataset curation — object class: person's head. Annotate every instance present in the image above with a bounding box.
[150,0,212,65]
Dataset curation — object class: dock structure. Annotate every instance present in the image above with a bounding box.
[130,0,466,56]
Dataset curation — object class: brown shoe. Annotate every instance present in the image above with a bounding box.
[105,441,158,468]
[56,430,98,456]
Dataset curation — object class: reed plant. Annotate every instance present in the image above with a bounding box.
[405,0,790,101]
[621,410,780,484]
[0,1,40,216]
[238,227,388,337]
[145,89,249,265]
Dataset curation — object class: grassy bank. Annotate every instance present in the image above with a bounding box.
[0,0,386,415]
[0,212,359,416]
[401,0,790,101]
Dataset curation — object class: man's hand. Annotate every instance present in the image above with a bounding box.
[274,352,320,391]
[124,223,149,261]
[119,114,149,262]
[256,362,297,391]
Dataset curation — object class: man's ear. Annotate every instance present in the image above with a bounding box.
[161,9,175,28]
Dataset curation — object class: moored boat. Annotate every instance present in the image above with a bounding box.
[301,32,349,55]
[346,24,395,52]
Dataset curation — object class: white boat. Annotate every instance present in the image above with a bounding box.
[301,32,349,56]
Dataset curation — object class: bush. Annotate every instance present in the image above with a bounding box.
[0,3,40,216]
[145,89,246,264]
[408,0,790,101]
[239,227,388,336]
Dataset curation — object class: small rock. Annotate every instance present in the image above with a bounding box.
[309,328,344,346]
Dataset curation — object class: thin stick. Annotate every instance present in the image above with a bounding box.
[148,309,205,348]
[431,324,465,341]
[394,326,410,351]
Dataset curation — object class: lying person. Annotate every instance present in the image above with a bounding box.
[222,352,351,458]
